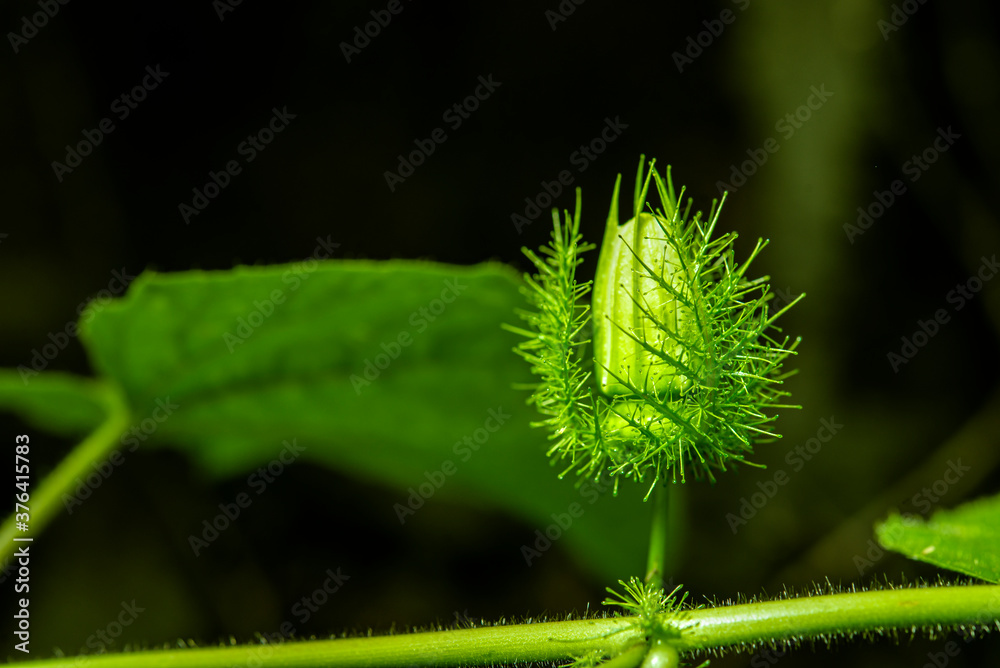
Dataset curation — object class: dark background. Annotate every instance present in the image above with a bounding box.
[3,1,1000,666]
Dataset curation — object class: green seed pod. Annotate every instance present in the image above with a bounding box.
[593,211,692,399]
[508,156,802,494]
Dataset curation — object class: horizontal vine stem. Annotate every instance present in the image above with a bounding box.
[676,584,1000,651]
[23,618,642,668]
[19,585,1000,668]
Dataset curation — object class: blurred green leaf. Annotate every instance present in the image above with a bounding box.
[4,260,652,582]
[0,370,110,436]
[876,495,1000,583]
[80,261,532,479]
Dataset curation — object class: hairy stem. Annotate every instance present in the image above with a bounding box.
[18,617,642,668]
[676,584,1000,650]
[16,585,1000,668]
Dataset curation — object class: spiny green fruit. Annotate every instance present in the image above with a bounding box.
[506,156,802,497]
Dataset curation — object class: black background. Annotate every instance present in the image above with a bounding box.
[3,1,1000,666]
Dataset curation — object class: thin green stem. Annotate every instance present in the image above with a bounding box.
[666,481,683,580]
[15,585,1000,668]
[645,482,669,587]
[0,382,130,564]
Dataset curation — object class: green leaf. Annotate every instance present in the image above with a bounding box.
[3,260,651,582]
[79,260,532,479]
[0,370,110,436]
[876,494,1000,583]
